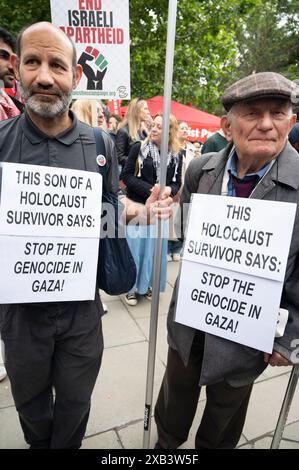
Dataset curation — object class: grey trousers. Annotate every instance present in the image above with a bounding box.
[155,340,253,449]
[0,297,103,449]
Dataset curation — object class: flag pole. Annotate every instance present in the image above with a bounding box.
[271,365,299,448]
[143,0,178,449]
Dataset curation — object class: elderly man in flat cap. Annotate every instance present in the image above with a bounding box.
[154,72,299,449]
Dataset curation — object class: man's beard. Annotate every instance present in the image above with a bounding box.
[19,82,72,119]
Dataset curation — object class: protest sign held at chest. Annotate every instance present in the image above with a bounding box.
[0,162,102,304]
[0,163,101,237]
[176,194,296,353]
[184,194,296,282]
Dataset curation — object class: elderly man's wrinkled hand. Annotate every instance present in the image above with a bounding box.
[146,184,173,221]
[264,351,292,367]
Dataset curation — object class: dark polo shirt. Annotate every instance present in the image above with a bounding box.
[0,110,119,194]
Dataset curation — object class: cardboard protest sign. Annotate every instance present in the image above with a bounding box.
[176,194,296,352]
[50,0,130,100]
[0,162,102,303]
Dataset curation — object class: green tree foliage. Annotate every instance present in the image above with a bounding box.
[0,0,51,34]
[233,0,299,81]
[0,0,297,115]
[129,0,259,114]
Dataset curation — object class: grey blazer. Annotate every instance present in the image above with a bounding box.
[167,142,299,387]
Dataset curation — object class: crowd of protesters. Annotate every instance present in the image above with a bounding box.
[0,21,298,451]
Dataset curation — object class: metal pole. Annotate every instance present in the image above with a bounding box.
[271,365,299,449]
[143,0,178,449]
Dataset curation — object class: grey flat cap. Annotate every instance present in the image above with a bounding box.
[222,72,299,111]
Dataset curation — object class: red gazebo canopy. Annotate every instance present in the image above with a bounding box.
[120,95,221,142]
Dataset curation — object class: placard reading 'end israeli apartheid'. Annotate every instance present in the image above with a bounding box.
[175,194,296,353]
[50,0,131,100]
[0,162,102,303]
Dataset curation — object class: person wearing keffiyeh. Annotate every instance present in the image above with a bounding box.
[0,27,21,385]
[0,28,21,121]
[0,89,20,120]
[121,113,183,306]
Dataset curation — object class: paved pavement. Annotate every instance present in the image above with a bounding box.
[0,261,298,449]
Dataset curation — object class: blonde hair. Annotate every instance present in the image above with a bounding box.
[119,97,148,140]
[72,100,93,125]
[71,99,106,127]
[154,113,180,153]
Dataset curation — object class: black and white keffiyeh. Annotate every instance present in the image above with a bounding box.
[137,140,180,182]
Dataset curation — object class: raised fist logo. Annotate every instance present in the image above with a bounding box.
[78,47,108,90]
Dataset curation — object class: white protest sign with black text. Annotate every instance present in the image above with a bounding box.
[183,194,296,281]
[175,194,296,353]
[50,0,130,100]
[0,162,102,238]
[0,237,99,303]
[0,162,102,303]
